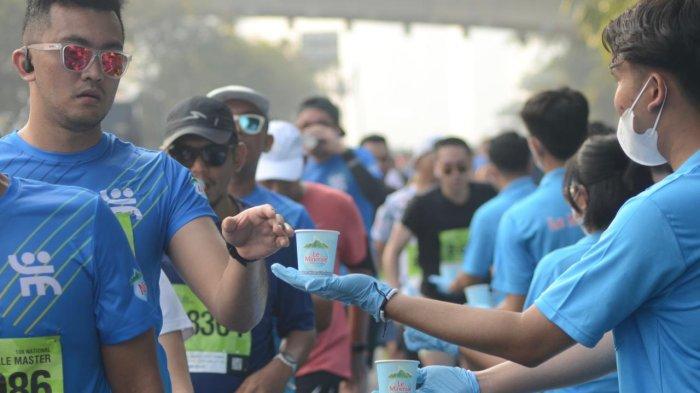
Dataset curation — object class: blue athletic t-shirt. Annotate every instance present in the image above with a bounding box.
[462,177,536,278]
[492,168,584,296]
[0,131,217,390]
[0,176,154,392]
[536,150,700,392]
[171,186,314,392]
[524,233,618,393]
[302,147,381,231]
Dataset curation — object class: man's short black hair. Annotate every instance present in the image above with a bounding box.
[434,137,472,156]
[23,0,125,43]
[520,87,588,161]
[488,131,530,174]
[360,134,388,147]
[299,96,341,126]
[603,0,700,105]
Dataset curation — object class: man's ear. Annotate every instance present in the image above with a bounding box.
[646,72,668,114]
[12,47,36,82]
[233,142,248,172]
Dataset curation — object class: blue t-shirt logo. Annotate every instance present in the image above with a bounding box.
[9,252,62,297]
[100,187,143,220]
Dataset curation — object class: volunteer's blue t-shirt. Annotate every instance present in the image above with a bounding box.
[178,186,315,392]
[492,168,584,296]
[462,177,536,278]
[0,131,217,390]
[0,176,154,392]
[302,147,381,231]
[536,150,700,392]
[524,233,618,393]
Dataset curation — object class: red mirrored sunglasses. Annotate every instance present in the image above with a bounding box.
[26,43,131,79]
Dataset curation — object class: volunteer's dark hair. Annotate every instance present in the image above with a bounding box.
[588,121,615,137]
[434,137,473,156]
[564,135,654,231]
[488,131,530,174]
[298,96,341,125]
[520,87,589,161]
[360,134,388,146]
[603,0,700,105]
[23,0,125,43]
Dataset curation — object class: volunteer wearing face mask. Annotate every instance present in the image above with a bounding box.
[271,1,700,391]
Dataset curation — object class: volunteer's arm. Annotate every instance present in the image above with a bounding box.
[387,295,573,367]
[477,332,616,393]
[102,328,164,393]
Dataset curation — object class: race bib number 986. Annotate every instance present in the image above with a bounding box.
[0,336,63,393]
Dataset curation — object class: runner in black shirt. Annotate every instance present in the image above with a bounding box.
[383,137,496,304]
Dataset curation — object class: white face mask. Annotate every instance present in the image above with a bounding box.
[616,77,668,166]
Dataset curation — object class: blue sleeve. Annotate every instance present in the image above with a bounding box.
[354,147,383,179]
[297,208,316,231]
[523,251,561,309]
[492,211,537,295]
[462,206,495,278]
[162,154,218,245]
[93,199,156,345]
[535,199,687,347]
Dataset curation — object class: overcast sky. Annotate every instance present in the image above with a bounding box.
[237,18,558,150]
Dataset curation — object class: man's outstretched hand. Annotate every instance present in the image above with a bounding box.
[222,204,294,261]
[271,264,396,321]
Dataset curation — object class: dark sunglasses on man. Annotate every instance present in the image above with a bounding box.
[24,42,131,79]
[167,143,230,168]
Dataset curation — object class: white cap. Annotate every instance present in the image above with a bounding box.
[256,121,304,182]
[207,85,270,117]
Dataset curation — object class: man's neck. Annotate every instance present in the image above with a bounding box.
[212,194,240,221]
[496,173,529,191]
[538,158,564,175]
[661,109,700,170]
[228,175,256,199]
[21,115,102,153]
[441,183,469,205]
[0,174,8,198]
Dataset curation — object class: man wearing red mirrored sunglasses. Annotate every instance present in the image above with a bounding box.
[3,1,293,392]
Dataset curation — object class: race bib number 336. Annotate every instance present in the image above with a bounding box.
[0,336,63,393]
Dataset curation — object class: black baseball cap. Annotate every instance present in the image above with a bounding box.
[162,96,238,148]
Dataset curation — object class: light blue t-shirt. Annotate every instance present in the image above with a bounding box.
[0,131,217,391]
[462,177,536,278]
[536,150,700,392]
[525,233,618,393]
[0,176,154,392]
[303,147,381,231]
[492,168,584,296]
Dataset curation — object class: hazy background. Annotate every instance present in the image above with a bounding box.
[0,0,635,150]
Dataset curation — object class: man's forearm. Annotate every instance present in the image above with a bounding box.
[477,332,616,393]
[381,248,402,288]
[385,294,574,366]
[279,329,317,366]
[213,258,268,332]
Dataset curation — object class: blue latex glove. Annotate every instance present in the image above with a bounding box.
[403,327,459,355]
[416,366,480,392]
[271,263,396,321]
[427,274,453,294]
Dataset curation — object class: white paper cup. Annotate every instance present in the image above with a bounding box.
[295,230,339,276]
[375,360,420,393]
